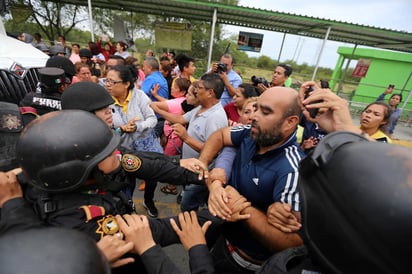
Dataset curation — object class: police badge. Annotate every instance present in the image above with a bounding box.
[96,215,120,238]
[121,154,142,172]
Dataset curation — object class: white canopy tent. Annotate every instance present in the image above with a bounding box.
[0,33,49,70]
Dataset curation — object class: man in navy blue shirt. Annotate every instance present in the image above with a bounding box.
[198,87,305,273]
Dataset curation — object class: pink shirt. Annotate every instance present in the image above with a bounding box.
[69,53,81,64]
[164,97,186,136]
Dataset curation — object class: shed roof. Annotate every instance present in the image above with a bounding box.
[51,0,412,53]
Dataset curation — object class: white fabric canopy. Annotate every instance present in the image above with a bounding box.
[0,33,48,70]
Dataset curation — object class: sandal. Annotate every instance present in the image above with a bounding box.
[160,185,178,195]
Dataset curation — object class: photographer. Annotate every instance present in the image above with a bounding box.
[209,53,242,106]
[257,63,292,94]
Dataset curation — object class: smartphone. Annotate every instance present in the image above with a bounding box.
[304,86,322,118]
[320,80,329,89]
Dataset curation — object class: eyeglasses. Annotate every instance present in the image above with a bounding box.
[104,79,123,86]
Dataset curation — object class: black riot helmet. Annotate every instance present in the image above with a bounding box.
[46,56,76,81]
[299,131,412,274]
[38,67,68,94]
[61,82,114,112]
[79,48,93,59]
[16,110,120,192]
[0,227,110,274]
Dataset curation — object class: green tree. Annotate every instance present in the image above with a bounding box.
[256,55,272,69]
[7,0,88,43]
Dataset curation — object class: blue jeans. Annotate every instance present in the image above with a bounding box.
[180,184,209,212]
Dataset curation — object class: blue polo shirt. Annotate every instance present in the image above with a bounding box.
[224,125,304,261]
[141,71,168,102]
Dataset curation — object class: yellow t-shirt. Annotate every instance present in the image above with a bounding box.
[370,130,392,143]
[112,91,132,113]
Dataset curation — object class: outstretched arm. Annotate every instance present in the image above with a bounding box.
[225,186,303,252]
[150,102,187,125]
[121,152,204,186]
[198,127,233,167]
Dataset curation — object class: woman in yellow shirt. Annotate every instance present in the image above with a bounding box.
[360,101,392,143]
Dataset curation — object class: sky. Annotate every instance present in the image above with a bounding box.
[223,0,412,68]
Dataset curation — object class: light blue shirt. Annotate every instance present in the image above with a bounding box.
[141,71,169,102]
[220,69,242,107]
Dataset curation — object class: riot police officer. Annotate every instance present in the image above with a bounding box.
[20,67,69,115]
[9,110,221,274]
[60,82,205,191]
[46,55,76,83]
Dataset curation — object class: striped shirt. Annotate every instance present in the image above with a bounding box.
[224,125,304,261]
[229,125,304,212]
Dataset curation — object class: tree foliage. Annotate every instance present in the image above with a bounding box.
[2,0,344,81]
[7,0,88,43]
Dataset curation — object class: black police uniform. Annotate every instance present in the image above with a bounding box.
[8,110,221,274]
[0,194,220,274]
[20,67,66,116]
[119,151,203,186]
[1,170,220,274]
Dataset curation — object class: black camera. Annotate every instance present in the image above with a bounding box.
[251,75,269,87]
[215,63,227,73]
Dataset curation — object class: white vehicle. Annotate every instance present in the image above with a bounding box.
[0,18,48,104]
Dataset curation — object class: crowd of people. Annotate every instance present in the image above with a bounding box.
[0,32,410,274]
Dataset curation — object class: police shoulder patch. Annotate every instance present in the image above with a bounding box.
[121,153,142,172]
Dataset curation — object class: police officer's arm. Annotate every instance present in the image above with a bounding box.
[0,169,45,233]
[122,152,204,185]
[225,186,303,252]
[150,102,187,125]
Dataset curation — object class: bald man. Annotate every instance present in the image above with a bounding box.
[198,87,304,273]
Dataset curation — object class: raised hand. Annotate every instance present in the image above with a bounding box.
[169,211,211,251]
